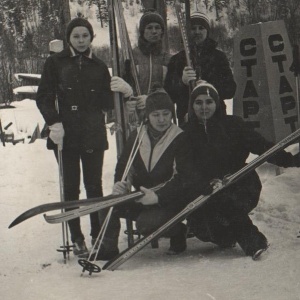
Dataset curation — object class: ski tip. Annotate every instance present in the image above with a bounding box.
[8,219,18,229]
[8,214,27,228]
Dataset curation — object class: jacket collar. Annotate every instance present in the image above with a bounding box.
[69,46,93,58]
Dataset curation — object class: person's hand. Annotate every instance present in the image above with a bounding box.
[126,99,137,113]
[136,95,147,110]
[110,76,133,98]
[135,186,158,205]
[210,178,223,190]
[49,122,64,150]
[182,66,196,85]
[112,181,131,195]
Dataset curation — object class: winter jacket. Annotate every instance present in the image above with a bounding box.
[131,46,171,95]
[114,123,194,210]
[36,47,113,151]
[183,115,296,213]
[164,38,236,122]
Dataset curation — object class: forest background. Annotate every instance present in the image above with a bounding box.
[1,0,300,104]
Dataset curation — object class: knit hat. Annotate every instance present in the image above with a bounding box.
[66,18,94,43]
[191,81,219,107]
[139,9,165,36]
[145,87,175,118]
[190,12,210,33]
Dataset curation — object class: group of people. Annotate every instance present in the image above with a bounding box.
[36,9,300,262]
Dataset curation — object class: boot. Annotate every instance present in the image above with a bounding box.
[166,223,187,255]
[231,215,269,258]
[73,238,89,256]
[88,209,121,260]
[89,237,119,261]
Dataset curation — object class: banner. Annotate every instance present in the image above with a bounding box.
[233,20,298,143]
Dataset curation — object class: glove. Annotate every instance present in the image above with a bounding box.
[136,95,147,110]
[126,99,137,113]
[135,186,158,206]
[182,66,197,85]
[112,181,131,195]
[49,122,64,149]
[110,76,133,98]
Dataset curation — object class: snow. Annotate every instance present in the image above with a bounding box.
[1,100,300,300]
[13,86,38,95]
[14,74,41,81]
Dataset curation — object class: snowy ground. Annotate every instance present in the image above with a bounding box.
[1,100,300,300]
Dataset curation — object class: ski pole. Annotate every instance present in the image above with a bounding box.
[79,125,146,275]
[56,147,72,263]
[0,118,6,146]
[54,98,72,263]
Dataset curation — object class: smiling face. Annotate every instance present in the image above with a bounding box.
[193,94,217,121]
[190,24,208,45]
[143,22,163,43]
[69,26,92,52]
[148,109,172,132]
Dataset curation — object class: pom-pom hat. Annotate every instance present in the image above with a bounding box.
[190,12,210,33]
[66,18,94,43]
[139,9,165,36]
[191,81,220,107]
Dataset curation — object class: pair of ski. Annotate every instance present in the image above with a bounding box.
[9,127,300,270]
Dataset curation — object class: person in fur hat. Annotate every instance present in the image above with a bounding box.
[91,87,195,261]
[36,18,113,257]
[164,11,236,125]
[110,9,171,121]
[183,81,300,260]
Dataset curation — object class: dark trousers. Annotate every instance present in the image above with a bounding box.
[188,173,268,256]
[54,148,104,243]
[97,202,185,251]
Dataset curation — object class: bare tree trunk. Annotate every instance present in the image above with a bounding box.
[59,0,72,44]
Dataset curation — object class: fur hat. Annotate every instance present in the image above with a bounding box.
[191,81,219,107]
[139,9,165,36]
[145,87,175,118]
[190,12,210,33]
[66,18,94,43]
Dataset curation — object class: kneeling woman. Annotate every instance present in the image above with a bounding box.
[183,81,299,260]
[93,88,194,260]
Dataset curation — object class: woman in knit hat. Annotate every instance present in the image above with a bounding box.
[164,11,236,124]
[93,87,194,260]
[36,18,113,257]
[110,9,171,123]
[183,81,300,260]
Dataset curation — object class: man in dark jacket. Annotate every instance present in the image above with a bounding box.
[36,18,113,257]
[90,88,194,261]
[164,11,236,125]
[111,9,171,121]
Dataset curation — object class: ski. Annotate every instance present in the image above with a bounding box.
[8,191,144,229]
[43,185,162,224]
[103,128,300,271]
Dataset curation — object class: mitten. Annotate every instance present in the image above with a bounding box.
[182,66,197,85]
[136,186,158,205]
[112,181,131,195]
[136,95,147,110]
[49,122,64,149]
[110,76,133,98]
[126,99,137,113]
